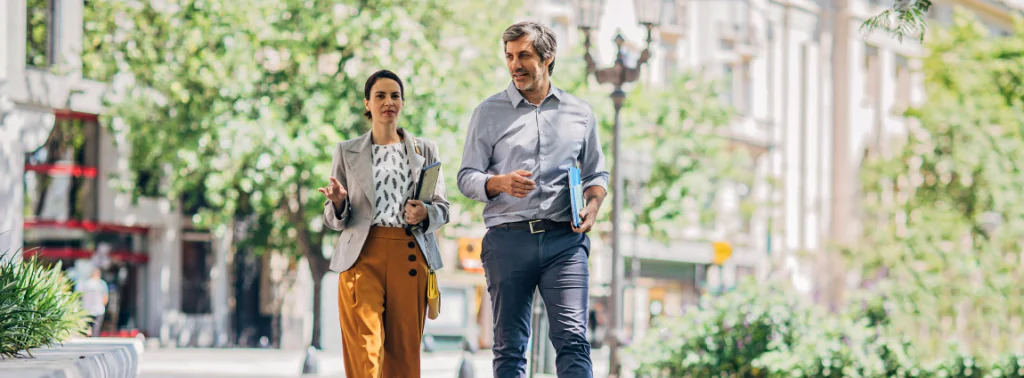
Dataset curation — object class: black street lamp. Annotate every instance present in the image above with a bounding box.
[573,0,667,376]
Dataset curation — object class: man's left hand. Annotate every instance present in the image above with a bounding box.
[405,200,428,225]
[573,201,599,234]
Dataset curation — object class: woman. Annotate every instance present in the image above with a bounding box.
[318,69,449,377]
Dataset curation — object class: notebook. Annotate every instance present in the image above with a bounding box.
[567,166,584,228]
[414,161,442,204]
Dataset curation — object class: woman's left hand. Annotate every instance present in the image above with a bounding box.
[404,200,428,225]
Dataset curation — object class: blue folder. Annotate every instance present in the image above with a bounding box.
[567,166,584,228]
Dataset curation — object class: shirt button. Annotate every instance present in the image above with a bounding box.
[408,241,416,249]
[405,228,412,236]
[408,254,416,262]
[408,269,418,277]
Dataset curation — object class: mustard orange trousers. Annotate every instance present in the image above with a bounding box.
[337,226,428,378]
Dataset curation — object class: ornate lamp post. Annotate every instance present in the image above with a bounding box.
[574,0,668,375]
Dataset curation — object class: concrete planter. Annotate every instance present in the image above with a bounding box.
[0,337,144,378]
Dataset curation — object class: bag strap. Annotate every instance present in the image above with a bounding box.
[413,138,431,164]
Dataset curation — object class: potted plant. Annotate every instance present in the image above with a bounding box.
[0,250,90,358]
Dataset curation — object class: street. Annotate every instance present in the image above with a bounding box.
[138,347,612,378]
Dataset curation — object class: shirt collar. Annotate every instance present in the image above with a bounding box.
[505,81,563,108]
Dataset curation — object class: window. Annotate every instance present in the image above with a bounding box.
[733,1,750,33]
[737,181,754,234]
[660,0,679,26]
[929,4,954,24]
[181,240,213,314]
[720,38,735,51]
[660,41,677,79]
[721,62,751,114]
[135,169,163,198]
[740,61,752,115]
[83,0,113,81]
[987,24,1011,37]
[721,64,735,107]
[864,44,880,103]
[25,116,101,221]
[893,55,912,112]
[699,180,720,230]
[181,178,209,215]
[26,0,55,67]
[550,19,569,49]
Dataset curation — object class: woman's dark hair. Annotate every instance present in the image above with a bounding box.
[363,70,405,119]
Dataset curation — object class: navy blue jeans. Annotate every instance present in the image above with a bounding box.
[482,226,593,378]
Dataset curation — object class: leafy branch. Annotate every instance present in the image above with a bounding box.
[860,0,933,42]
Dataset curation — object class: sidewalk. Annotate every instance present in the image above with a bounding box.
[139,346,612,378]
[139,347,490,378]
[0,337,143,378]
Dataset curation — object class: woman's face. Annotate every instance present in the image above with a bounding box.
[364,78,403,124]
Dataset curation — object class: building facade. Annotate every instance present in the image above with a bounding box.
[0,0,270,348]
[5,0,1018,362]
[521,0,1020,371]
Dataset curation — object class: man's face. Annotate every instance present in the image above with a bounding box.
[505,36,552,93]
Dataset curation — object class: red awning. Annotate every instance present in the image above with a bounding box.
[24,219,150,234]
[24,164,98,178]
[24,248,149,264]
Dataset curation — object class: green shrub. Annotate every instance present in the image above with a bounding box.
[989,353,1024,378]
[0,251,90,358]
[629,280,806,377]
[629,279,1017,377]
[929,351,987,378]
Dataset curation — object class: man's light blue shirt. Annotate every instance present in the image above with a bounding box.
[458,82,610,228]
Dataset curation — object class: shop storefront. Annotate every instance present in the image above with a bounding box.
[22,113,150,337]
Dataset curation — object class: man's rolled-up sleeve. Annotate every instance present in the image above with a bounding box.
[457,107,497,202]
[579,109,609,192]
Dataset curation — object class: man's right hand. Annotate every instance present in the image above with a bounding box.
[318,177,348,207]
[486,170,537,198]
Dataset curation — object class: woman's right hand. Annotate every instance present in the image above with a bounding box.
[318,177,348,205]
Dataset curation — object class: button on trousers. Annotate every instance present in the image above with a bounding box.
[337,226,428,377]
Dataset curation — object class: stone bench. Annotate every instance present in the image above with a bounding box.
[0,337,144,378]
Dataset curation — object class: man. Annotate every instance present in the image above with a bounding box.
[75,264,109,337]
[458,21,609,378]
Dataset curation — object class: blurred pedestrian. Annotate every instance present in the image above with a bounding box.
[319,69,451,378]
[75,264,108,337]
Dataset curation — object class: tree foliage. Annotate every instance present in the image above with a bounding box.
[81,0,756,348]
[861,0,933,42]
[851,11,1024,359]
[620,74,749,241]
[557,53,750,242]
[26,0,50,67]
[82,0,515,347]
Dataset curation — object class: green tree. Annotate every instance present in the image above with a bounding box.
[26,0,50,67]
[619,74,752,241]
[556,51,750,242]
[82,0,513,348]
[851,11,1024,360]
[861,0,933,42]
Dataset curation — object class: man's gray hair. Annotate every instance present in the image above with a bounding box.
[502,22,558,75]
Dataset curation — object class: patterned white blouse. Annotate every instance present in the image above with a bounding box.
[371,142,415,227]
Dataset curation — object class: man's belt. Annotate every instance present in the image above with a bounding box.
[495,219,572,234]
